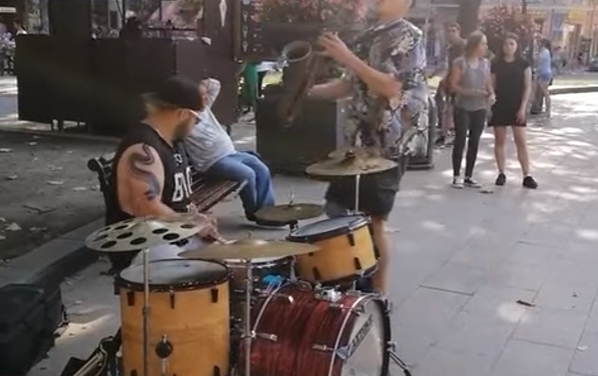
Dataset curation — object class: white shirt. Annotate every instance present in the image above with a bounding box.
[185,78,236,172]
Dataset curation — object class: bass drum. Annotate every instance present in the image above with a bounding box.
[240,283,391,376]
[115,259,232,376]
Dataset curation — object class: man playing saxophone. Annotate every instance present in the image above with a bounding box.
[308,0,428,295]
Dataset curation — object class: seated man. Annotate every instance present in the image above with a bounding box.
[185,78,276,224]
[106,74,219,271]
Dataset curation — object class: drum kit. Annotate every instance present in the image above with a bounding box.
[82,148,411,376]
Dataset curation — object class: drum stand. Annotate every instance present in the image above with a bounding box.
[242,259,254,376]
[353,175,413,376]
[141,248,151,376]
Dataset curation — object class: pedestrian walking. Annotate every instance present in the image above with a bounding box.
[449,31,494,189]
[489,33,538,189]
[536,39,553,117]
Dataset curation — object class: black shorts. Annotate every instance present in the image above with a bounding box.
[324,165,402,219]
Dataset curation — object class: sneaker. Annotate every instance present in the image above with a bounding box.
[523,176,538,189]
[452,177,464,189]
[435,136,446,146]
[495,173,507,186]
[464,178,481,188]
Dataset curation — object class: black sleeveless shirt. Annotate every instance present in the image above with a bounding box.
[106,123,193,225]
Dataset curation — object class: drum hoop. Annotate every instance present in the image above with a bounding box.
[250,282,288,334]
[226,256,292,268]
[114,258,233,292]
[327,294,391,376]
[286,215,370,243]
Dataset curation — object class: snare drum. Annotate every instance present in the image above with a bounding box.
[240,283,391,376]
[115,259,232,376]
[287,215,378,283]
[225,257,292,322]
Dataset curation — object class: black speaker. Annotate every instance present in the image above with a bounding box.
[48,0,92,39]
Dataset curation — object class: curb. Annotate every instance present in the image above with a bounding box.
[549,85,598,95]
[0,218,104,288]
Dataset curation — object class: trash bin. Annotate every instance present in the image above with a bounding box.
[407,96,436,171]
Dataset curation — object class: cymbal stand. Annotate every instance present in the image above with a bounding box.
[354,174,361,213]
[243,259,254,376]
[389,350,412,376]
[142,248,151,376]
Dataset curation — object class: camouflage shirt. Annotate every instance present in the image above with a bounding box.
[344,18,429,158]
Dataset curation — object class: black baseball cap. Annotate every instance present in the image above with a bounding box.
[142,75,201,112]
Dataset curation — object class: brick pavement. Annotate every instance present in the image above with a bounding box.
[24,92,598,376]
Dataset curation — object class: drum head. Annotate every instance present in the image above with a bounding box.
[116,259,231,292]
[342,298,390,376]
[287,215,369,242]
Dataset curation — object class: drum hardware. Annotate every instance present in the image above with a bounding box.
[315,286,342,302]
[242,259,254,376]
[155,335,173,376]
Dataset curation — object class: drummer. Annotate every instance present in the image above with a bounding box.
[308,0,428,294]
[106,74,221,272]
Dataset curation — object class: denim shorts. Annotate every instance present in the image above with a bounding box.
[538,72,552,82]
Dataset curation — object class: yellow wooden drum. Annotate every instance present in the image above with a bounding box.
[287,215,378,283]
[115,259,232,376]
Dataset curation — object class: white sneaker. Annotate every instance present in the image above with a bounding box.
[452,177,464,189]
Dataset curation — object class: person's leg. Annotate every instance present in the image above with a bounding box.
[236,151,275,210]
[463,109,486,183]
[493,126,508,184]
[451,108,468,186]
[206,154,258,217]
[538,79,551,117]
[512,126,537,188]
[370,216,389,295]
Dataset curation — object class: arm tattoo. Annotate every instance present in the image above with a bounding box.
[127,143,161,200]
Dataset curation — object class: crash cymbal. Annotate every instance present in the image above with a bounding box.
[255,203,324,223]
[306,154,397,177]
[85,214,210,252]
[179,239,320,260]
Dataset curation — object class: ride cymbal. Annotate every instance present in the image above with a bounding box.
[85,214,210,252]
[179,239,320,260]
[306,155,397,177]
[255,203,324,223]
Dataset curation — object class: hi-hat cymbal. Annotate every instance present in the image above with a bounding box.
[255,203,323,223]
[85,214,210,253]
[179,239,320,260]
[306,154,397,177]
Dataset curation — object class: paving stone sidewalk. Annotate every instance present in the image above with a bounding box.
[21,93,598,376]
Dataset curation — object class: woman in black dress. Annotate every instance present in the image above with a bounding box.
[489,33,538,189]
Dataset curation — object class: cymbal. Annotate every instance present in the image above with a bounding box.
[85,214,210,253]
[179,239,320,260]
[255,203,323,223]
[306,154,397,177]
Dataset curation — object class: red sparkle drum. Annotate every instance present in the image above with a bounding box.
[240,283,391,376]
[287,215,378,283]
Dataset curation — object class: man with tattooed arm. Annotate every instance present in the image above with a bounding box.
[105,75,220,272]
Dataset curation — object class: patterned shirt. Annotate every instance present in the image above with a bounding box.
[344,18,429,158]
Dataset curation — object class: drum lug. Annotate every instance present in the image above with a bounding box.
[169,289,175,309]
[256,332,278,341]
[387,341,397,352]
[347,232,356,246]
[312,344,334,352]
[271,293,295,304]
[312,267,322,281]
[353,257,362,271]
[383,299,394,314]
[211,288,219,303]
[213,365,221,376]
[126,290,135,306]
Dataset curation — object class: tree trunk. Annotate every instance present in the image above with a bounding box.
[457,0,482,37]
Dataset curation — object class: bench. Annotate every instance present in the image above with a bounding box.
[87,153,243,219]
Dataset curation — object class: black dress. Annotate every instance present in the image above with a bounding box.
[489,57,530,127]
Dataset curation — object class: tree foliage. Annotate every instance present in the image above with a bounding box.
[480,5,535,54]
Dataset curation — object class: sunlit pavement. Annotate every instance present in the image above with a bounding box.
[28,93,598,376]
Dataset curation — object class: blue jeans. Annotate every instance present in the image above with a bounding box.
[206,151,275,216]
